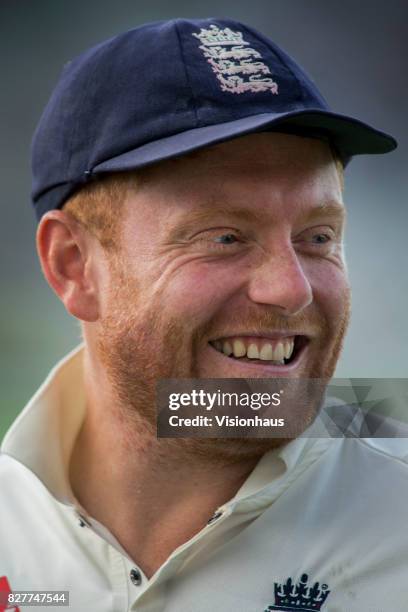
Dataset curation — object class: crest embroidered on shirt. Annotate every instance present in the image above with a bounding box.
[264,573,330,611]
[192,24,279,95]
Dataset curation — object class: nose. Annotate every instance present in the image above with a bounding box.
[246,246,313,316]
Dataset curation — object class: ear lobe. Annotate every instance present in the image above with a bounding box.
[36,211,100,321]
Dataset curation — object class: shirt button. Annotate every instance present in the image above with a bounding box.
[130,568,142,586]
[207,510,223,524]
[77,513,91,528]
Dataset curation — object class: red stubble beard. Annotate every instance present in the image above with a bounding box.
[96,271,351,461]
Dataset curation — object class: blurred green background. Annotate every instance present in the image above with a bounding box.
[1,0,407,438]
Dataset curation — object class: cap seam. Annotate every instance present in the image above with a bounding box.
[173,20,200,129]
[33,179,73,203]
[271,47,306,104]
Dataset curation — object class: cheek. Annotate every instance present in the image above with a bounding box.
[308,261,350,320]
[155,262,244,319]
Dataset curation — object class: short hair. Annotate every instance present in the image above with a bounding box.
[63,141,344,251]
[63,171,136,251]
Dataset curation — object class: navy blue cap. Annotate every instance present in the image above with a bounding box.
[31,18,397,220]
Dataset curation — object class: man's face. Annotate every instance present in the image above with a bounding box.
[96,133,350,455]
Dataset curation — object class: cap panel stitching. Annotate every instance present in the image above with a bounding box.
[174,20,200,129]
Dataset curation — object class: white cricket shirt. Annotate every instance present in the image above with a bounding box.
[1,346,408,611]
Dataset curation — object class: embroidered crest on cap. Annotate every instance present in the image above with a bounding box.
[192,24,279,95]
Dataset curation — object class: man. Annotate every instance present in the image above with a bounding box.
[1,17,406,612]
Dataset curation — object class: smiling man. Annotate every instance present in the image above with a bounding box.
[1,17,407,612]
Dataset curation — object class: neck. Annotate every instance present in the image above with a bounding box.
[69,351,260,578]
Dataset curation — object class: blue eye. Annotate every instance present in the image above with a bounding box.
[312,233,331,244]
[214,234,238,244]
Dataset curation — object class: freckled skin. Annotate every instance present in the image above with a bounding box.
[93,132,350,458]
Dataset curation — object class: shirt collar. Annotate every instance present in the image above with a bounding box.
[1,344,86,506]
[0,345,321,508]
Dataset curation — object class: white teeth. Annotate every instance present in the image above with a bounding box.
[222,341,233,356]
[284,339,295,360]
[232,339,246,358]
[214,336,296,364]
[272,342,285,362]
[259,343,273,361]
[247,343,260,359]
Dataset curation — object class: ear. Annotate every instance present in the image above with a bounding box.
[36,210,100,321]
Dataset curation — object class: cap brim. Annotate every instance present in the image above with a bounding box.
[34,109,396,220]
[93,109,397,174]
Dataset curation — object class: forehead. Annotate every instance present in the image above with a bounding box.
[125,132,344,225]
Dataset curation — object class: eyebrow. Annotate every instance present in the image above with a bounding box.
[300,201,346,223]
[168,200,345,240]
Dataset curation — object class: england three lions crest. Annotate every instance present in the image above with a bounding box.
[193,25,279,95]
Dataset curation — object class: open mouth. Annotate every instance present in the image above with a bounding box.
[209,335,308,366]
